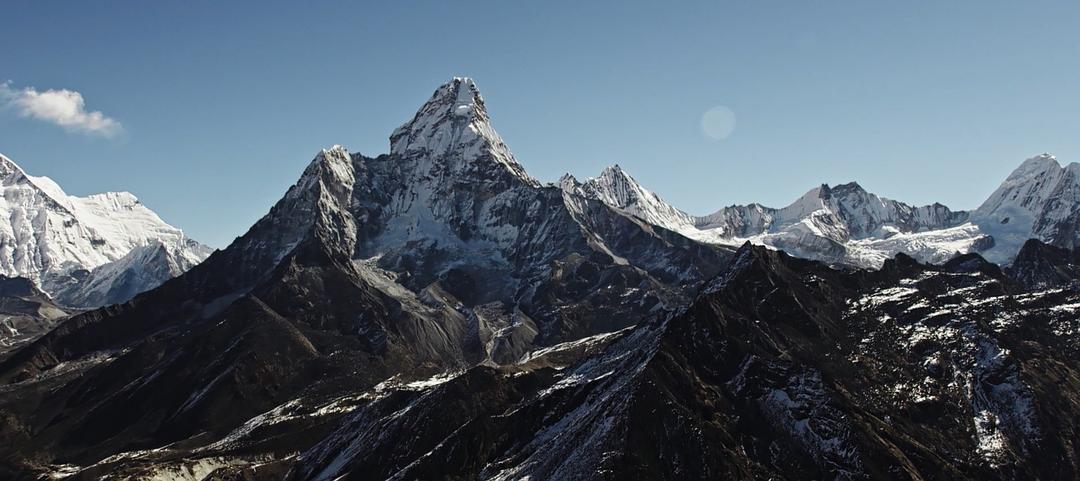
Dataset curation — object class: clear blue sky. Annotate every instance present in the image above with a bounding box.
[2,1,1078,247]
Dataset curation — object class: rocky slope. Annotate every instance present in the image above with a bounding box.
[0,154,211,307]
[288,244,1080,481]
[0,275,67,358]
[1006,238,1080,290]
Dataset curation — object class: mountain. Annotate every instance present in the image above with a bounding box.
[561,164,697,235]
[568,154,1080,269]
[0,78,732,478]
[972,153,1080,263]
[0,154,212,307]
[565,164,982,268]
[0,78,1076,481]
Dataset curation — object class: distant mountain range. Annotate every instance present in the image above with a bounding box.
[565,153,1080,269]
[0,78,1076,481]
[0,154,211,309]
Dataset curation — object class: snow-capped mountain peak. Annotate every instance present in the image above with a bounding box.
[562,163,695,234]
[557,172,579,191]
[1005,153,1060,180]
[566,152,1080,269]
[0,153,78,214]
[776,184,832,223]
[0,153,31,178]
[566,163,978,268]
[305,145,354,186]
[972,153,1080,262]
[389,77,536,186]
[975,153,1070,217]
[579,164,657,209]
[0,152,211,307]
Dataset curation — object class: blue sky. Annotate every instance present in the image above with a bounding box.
[2,1,1078,247]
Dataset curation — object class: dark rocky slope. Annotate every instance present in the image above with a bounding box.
[0,276,67,359]
[288,244,1079,481]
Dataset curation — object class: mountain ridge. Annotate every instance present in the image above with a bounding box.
[0,152,212,308]
[566,153,1078,268]
[0,77,1077,481]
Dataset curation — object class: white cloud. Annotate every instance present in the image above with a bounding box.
[0,81,123,138]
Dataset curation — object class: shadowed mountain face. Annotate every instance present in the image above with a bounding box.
[0,276,67,358]
[1006,238,1080,290]
[0,78,732,479]
[0,79,1076,481]
[288,245,1080,481]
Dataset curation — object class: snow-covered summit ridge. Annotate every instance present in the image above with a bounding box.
[974,154,1075,216]
[389,77,537,186]
[1000,153,1066,181]
[562,155,1080,268]
[0,151,211,307]
[562,164,695,235]
[297,79,1075,270]
[971,153,1080,262]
